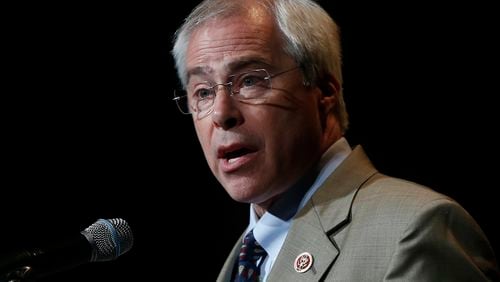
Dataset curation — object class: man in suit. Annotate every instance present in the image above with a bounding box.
[171,0,499,280]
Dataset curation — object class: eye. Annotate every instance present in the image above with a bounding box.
[243,76,258,87]
[240,74,264,88]
[236,71,266,88]
[194,87,214,100]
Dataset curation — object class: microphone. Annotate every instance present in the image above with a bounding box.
[0,218,134,281]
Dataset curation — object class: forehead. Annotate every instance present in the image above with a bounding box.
[185,5,284,79]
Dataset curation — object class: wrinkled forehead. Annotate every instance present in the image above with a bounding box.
[184,12,287,84]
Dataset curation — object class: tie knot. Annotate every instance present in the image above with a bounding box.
[241,230,266,260]
[235,230,267,282]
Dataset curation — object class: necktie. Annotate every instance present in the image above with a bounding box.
[234,230,267,282]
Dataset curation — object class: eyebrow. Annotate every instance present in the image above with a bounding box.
[186,66,212,80]
[186,58,272,82]
[227,58,272,72]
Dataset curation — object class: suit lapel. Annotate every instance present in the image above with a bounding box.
[312,146,377,233]
[267,146,378,281]
[216,233,244,282]
[266,200,339,281]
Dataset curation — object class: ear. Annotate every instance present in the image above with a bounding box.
[318,75,340,114]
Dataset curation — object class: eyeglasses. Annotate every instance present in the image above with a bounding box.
[173,66,300,119]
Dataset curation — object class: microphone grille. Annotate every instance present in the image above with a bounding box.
[81,218,134,262]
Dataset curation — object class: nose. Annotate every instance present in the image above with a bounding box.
[211,85,243,130]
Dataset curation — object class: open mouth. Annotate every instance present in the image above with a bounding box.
[224,148,254,161]
[217,144,258,172]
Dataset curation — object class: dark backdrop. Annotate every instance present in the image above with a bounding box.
[2,1,498,281]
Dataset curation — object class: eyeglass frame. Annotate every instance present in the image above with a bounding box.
[173,66,301,118]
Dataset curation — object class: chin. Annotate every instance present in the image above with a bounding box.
[228,192,256,204]
[226,186,264,204]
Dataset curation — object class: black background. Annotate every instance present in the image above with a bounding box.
[2,1,498,281]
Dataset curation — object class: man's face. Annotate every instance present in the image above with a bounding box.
[184,5,326,207]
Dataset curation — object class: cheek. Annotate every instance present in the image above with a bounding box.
[272,102,322,151]
[256,88,320,126]
[193,121,212,156]
[260,107,318,152]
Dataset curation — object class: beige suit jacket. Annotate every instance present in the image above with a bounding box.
[217,146,499,281]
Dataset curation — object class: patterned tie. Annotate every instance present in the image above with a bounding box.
[234,230,267,282]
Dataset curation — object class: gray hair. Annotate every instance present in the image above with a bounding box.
[172,0,348,132]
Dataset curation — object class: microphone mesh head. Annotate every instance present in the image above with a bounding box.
[81,218,134,262]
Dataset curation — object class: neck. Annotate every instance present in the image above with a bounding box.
[252,165,319,219]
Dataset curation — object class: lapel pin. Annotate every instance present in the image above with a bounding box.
[294,252,313,273]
